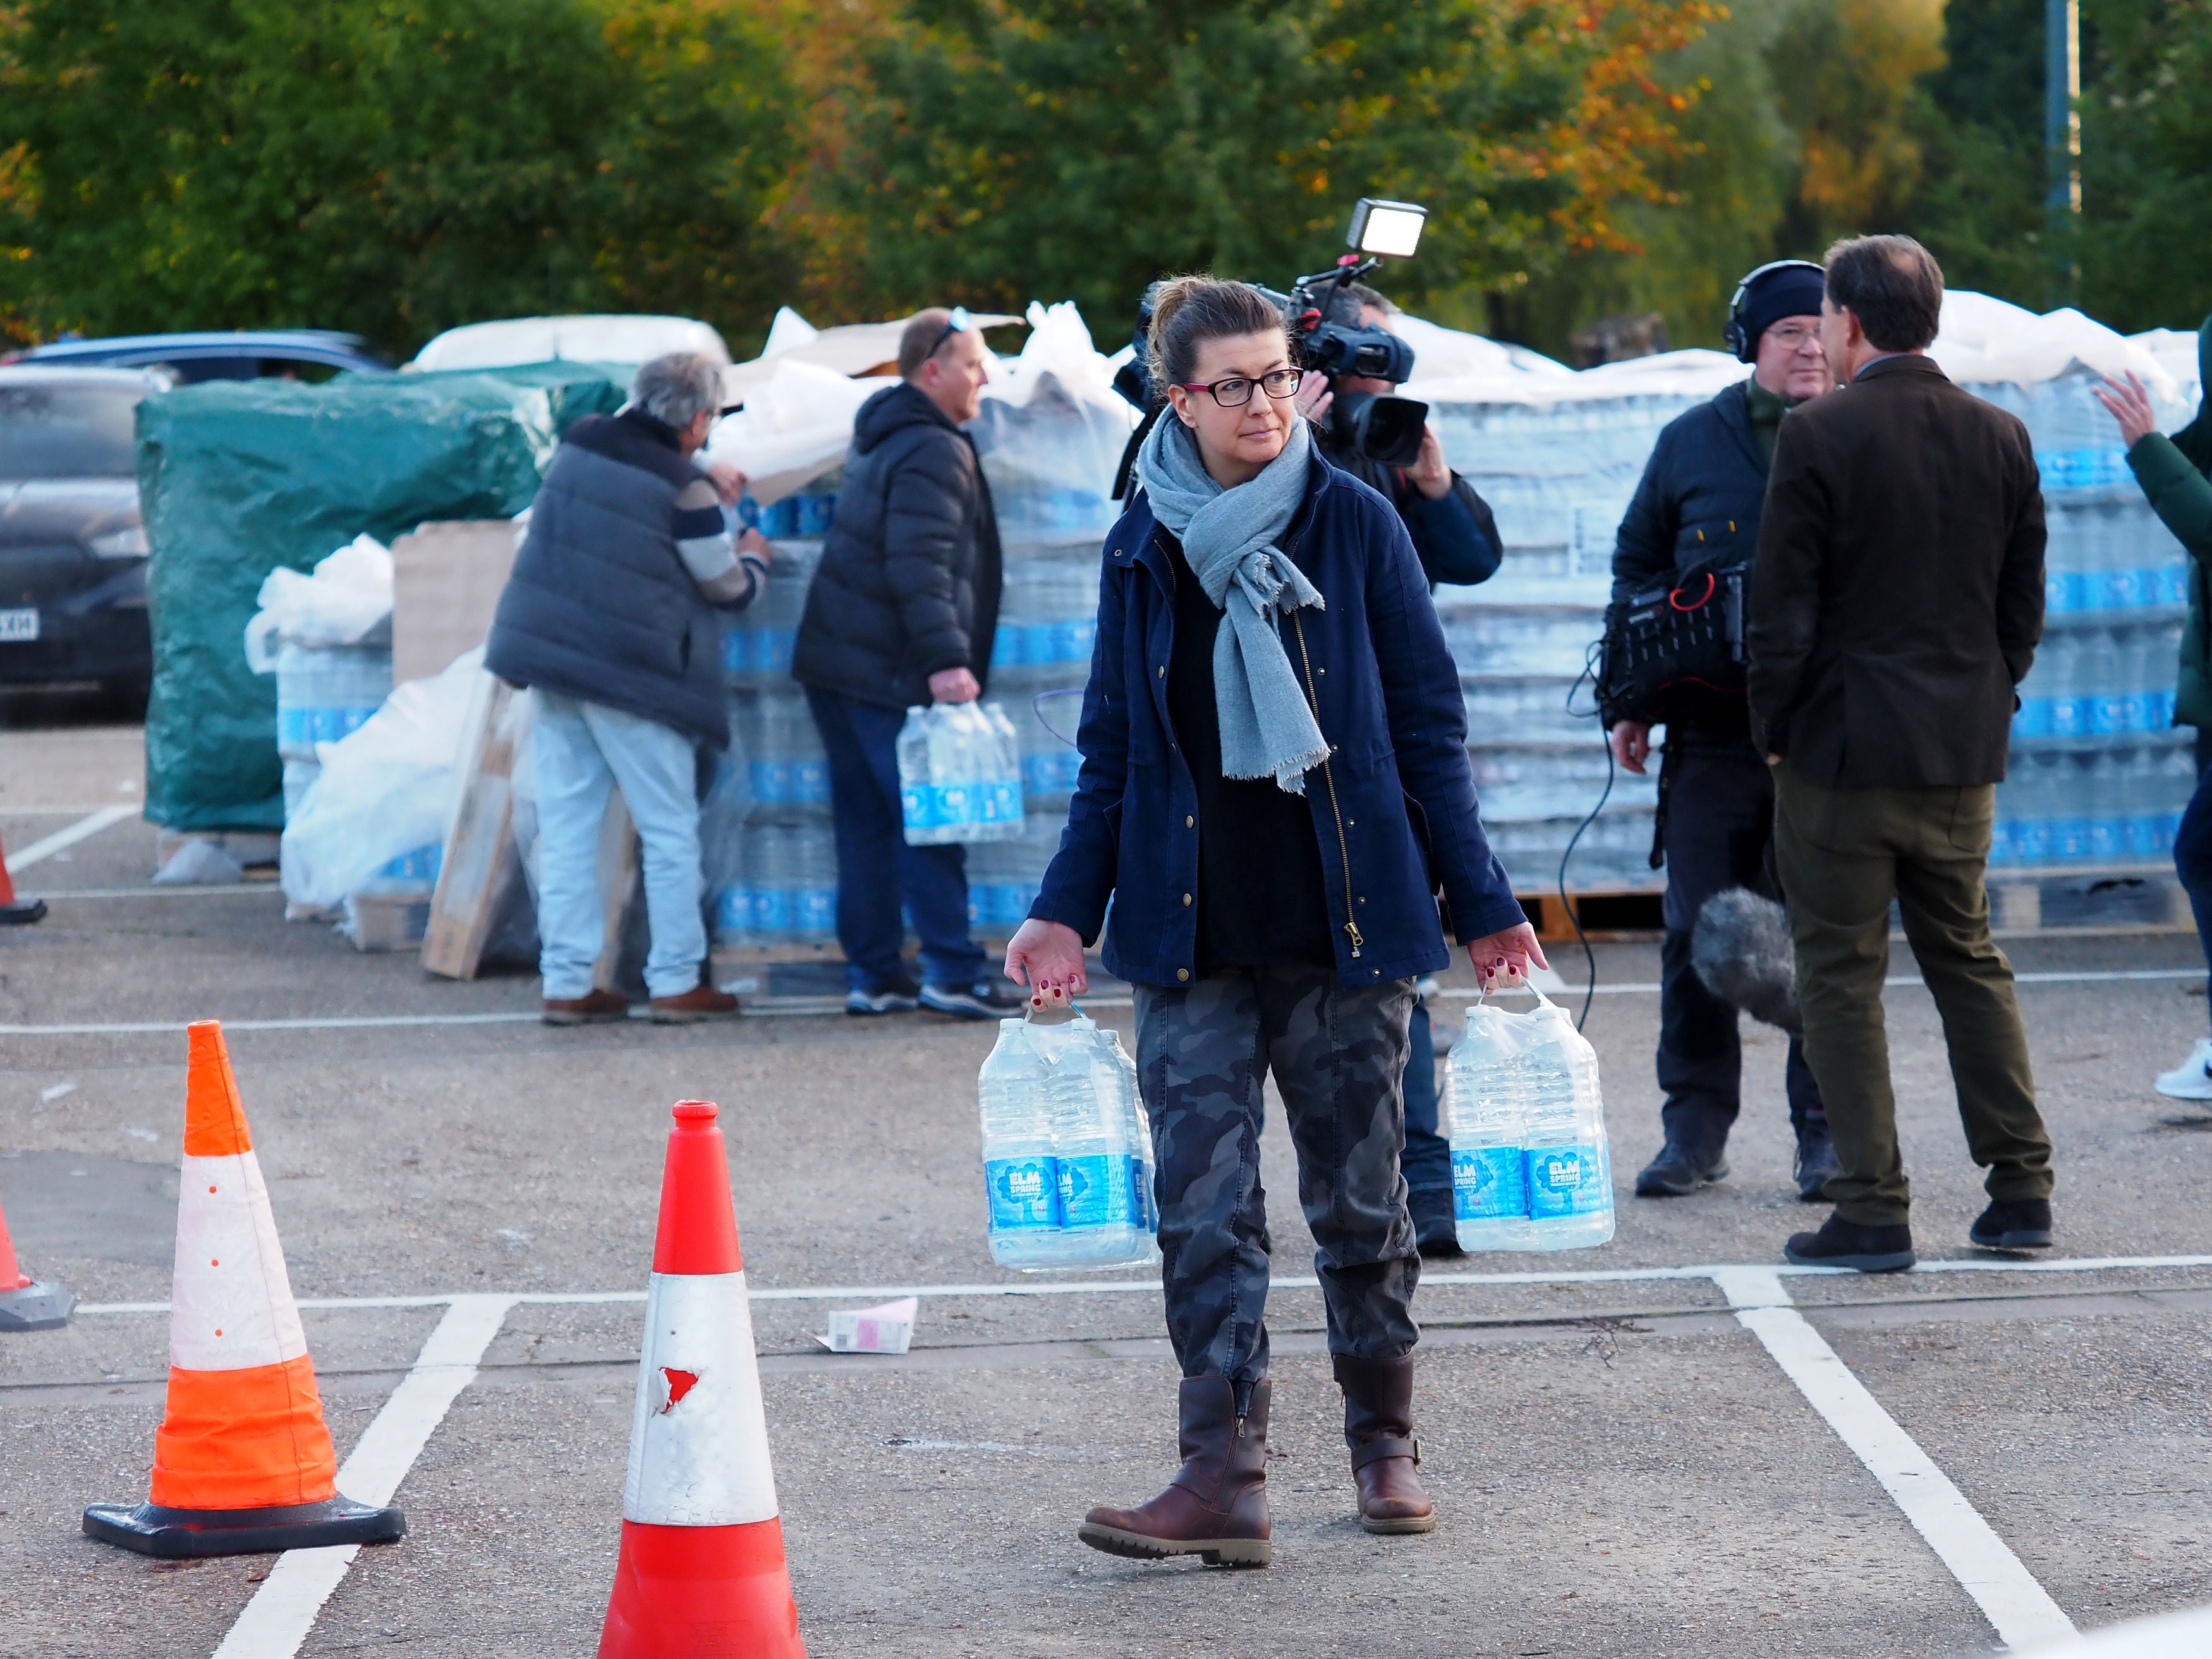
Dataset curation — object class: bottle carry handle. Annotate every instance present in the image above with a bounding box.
[1475,978,1551,1009]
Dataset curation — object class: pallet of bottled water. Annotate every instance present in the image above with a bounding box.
[897,701,1026,846]
[977,1006,1159,1271]
[1443,990,1615,1251]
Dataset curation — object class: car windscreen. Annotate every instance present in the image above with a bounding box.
[0,384,141,480]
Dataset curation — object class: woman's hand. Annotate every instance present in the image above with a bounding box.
[1466,923,1548,994]
[2094,372,2158,449]
[1005,918,1089,1008]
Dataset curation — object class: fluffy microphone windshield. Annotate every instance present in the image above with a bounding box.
[1691,887,1802,1035]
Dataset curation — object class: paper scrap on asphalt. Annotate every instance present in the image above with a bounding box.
[817,1296,919,1354]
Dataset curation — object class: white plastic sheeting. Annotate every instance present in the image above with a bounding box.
[406,314,730,374]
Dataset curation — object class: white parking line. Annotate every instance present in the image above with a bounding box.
[3,804,137,873]
[4,961,2197,1039]
[68,1250,2212,1316]
[209,1294,514,1659]
[1713,1267,2077,1648]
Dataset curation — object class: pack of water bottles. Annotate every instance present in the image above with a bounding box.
[976,1006,1159,1271]
[1443,990,1615,1251]
[897,701,1026,846]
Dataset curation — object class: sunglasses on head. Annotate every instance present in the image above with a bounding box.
[925,305,973,361]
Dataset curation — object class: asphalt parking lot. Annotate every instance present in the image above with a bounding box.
[6,724,2212,1657]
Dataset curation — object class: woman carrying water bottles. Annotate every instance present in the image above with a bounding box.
[1004,276,1544,1565]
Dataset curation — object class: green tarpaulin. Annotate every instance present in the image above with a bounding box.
[138,363,625,831]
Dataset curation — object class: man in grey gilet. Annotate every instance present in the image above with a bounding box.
[486,352,769,1024]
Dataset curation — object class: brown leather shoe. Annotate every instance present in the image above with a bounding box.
[1078,1376,1271,1567]
[541,988,629,1026]
[648,984,742,1024]
[1335,1352,1435,1534]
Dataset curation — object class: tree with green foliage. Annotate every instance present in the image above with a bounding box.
[0,0,804,358]
[786,0,1717,347]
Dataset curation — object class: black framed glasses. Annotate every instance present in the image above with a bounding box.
[926,305,972,360]
[1176,366,1304,408]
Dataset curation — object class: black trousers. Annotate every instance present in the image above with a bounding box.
[1657,735,1825,1155]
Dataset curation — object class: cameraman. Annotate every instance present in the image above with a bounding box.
[1608,260,1838,1203]
[1296,286,1502,586]
[1297,283,1505,1260]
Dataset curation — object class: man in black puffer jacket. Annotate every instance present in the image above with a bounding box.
[793,307,1014,1019]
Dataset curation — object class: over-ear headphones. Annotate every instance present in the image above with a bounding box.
[1723,259,1826,361]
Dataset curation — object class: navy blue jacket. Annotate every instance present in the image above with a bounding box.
[1029,456,1527,990]
[486,411,739,748]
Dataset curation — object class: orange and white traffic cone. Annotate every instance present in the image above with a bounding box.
[598,1100,805,1659]
[82,1021,404,1557]
[0,827,49,925]
[0,1191,73,1332]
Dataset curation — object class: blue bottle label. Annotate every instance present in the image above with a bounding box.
[1451,1146,1528,1221]
[1526,1144,1607,1217]
[986,1157,1060,1230]
[1059,1153,1138,1227]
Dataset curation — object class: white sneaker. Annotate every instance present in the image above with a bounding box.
[2154,1038,2212,1100]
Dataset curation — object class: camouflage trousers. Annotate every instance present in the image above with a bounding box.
[1134,964,1420,1390]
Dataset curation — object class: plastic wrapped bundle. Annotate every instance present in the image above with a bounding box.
[897,702,1024,846]
[721,538,820,687]
[273,640,394,765]
[714,820,839,945]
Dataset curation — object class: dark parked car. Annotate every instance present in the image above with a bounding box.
[1,329,392,382]
[0,365,169,702]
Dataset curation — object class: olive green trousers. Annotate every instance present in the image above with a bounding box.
[1771,769,2053,1227]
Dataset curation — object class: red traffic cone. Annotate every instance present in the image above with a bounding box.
[83,1021,405,1557]
[0,1191,73,1332]
[598,1100,805,1659]
[0,828,48,925]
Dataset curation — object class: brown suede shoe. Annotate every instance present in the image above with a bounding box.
[542,988,629,1026]
[1078,1376,1271,1567]
[648,984,742,1024]
[1335,1352,1435,1534]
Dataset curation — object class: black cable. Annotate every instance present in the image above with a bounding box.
[1557,641,1613,1031]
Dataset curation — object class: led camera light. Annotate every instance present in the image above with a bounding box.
[1348,198,1426,259]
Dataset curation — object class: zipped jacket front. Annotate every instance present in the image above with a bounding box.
[1028,455,1526,990]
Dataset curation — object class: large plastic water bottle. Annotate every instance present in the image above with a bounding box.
[1445,991,1613,1252]
[1516,999,1614,1249]
[1036,1014,1157,1267]
[1443,1000,1533,1251]
[977,1008,1158,1270]
[978,1018,1066,1270]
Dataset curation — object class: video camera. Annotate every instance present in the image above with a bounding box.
[1112,199,1433,475]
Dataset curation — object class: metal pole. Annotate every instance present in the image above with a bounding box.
[2046,0,2081,300]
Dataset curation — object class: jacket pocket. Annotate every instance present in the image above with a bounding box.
[1842,647,2012,782]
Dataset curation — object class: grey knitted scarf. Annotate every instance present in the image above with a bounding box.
[1134,413,1327,793]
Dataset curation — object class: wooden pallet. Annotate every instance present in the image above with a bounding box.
[1517,889,1665,941]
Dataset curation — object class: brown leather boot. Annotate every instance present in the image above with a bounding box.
[1078,1376,1271,1567]
[1334,1352,1435,1534]
[542,988,629,1026]
[648,983,742,1024]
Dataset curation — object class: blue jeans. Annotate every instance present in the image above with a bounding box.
[2178,729,2212,1028]
[1401,999,1451,1195]
[805,688,984,992]
[533,693,707,1002]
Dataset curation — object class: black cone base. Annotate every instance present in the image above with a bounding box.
[83,1495,406,1558]
[0,897,46,926]
[0,1280,73,1332]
